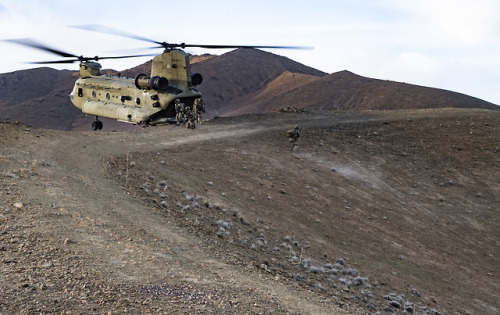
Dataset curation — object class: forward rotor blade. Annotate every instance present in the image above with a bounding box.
[28,59,79,64]
[4,38,78,58]
[27,54,154,65]
[5,36,155,65]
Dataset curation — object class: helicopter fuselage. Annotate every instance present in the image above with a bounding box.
[70,49,202,126]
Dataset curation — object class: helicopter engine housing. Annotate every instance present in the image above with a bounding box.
[191,73,203,86]
[135,74,169,90]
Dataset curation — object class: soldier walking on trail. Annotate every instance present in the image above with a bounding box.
[287,125,300,152]
[175,99,185,126]
[193,98,206,125]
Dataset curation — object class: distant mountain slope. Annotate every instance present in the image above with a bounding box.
[0,68,75,106]
[266,70,499,112]
[0,68,81,130]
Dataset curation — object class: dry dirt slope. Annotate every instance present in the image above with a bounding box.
[1,108,499,314]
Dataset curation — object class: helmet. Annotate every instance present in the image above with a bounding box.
[294,125,299,129]
[175,99,180,103]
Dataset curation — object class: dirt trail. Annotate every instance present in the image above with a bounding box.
[1,112,368,314]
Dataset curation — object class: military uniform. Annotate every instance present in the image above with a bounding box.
[184,107,196,129]
[174,99,185,125]
[194,98,205,125]
[287,125,300,151]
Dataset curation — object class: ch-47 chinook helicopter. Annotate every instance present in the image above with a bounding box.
[6,25,310,130]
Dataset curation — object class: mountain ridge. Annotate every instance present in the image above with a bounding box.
[0,49,497,130]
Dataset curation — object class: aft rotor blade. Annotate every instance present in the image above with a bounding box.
[29,59,79,64]
[4,38,78,58]
[182,44,314,50]
[28,54,155,65]
[70,24,163,46]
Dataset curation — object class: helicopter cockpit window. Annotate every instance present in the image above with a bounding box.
[78,88,83,97]
[92,91,96,98]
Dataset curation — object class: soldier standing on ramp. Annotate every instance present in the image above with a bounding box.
[175,99,185,126]
[287,125,300,153]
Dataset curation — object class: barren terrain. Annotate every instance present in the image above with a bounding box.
[1,109,499,314]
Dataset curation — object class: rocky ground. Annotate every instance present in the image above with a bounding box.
[1,108,499,314]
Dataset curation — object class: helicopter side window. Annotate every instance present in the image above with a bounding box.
[78,88,83,97]
[92,91,96,98]
[106,93,110,101]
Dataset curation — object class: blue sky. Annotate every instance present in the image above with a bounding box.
[1,0,499,105]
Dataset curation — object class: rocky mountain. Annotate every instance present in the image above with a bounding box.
[0,49,497,130]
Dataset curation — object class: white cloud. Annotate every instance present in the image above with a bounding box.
[384,0,500,45]
[394,52,439,76]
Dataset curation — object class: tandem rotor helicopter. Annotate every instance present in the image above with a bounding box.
[6,25,311,130]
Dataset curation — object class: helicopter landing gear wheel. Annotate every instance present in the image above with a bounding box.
[92,117,103,131]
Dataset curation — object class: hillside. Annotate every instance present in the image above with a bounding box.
[0,68,81,130]
[1,109,499,314]
[272,70,498,111]
[0,49,498,130]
